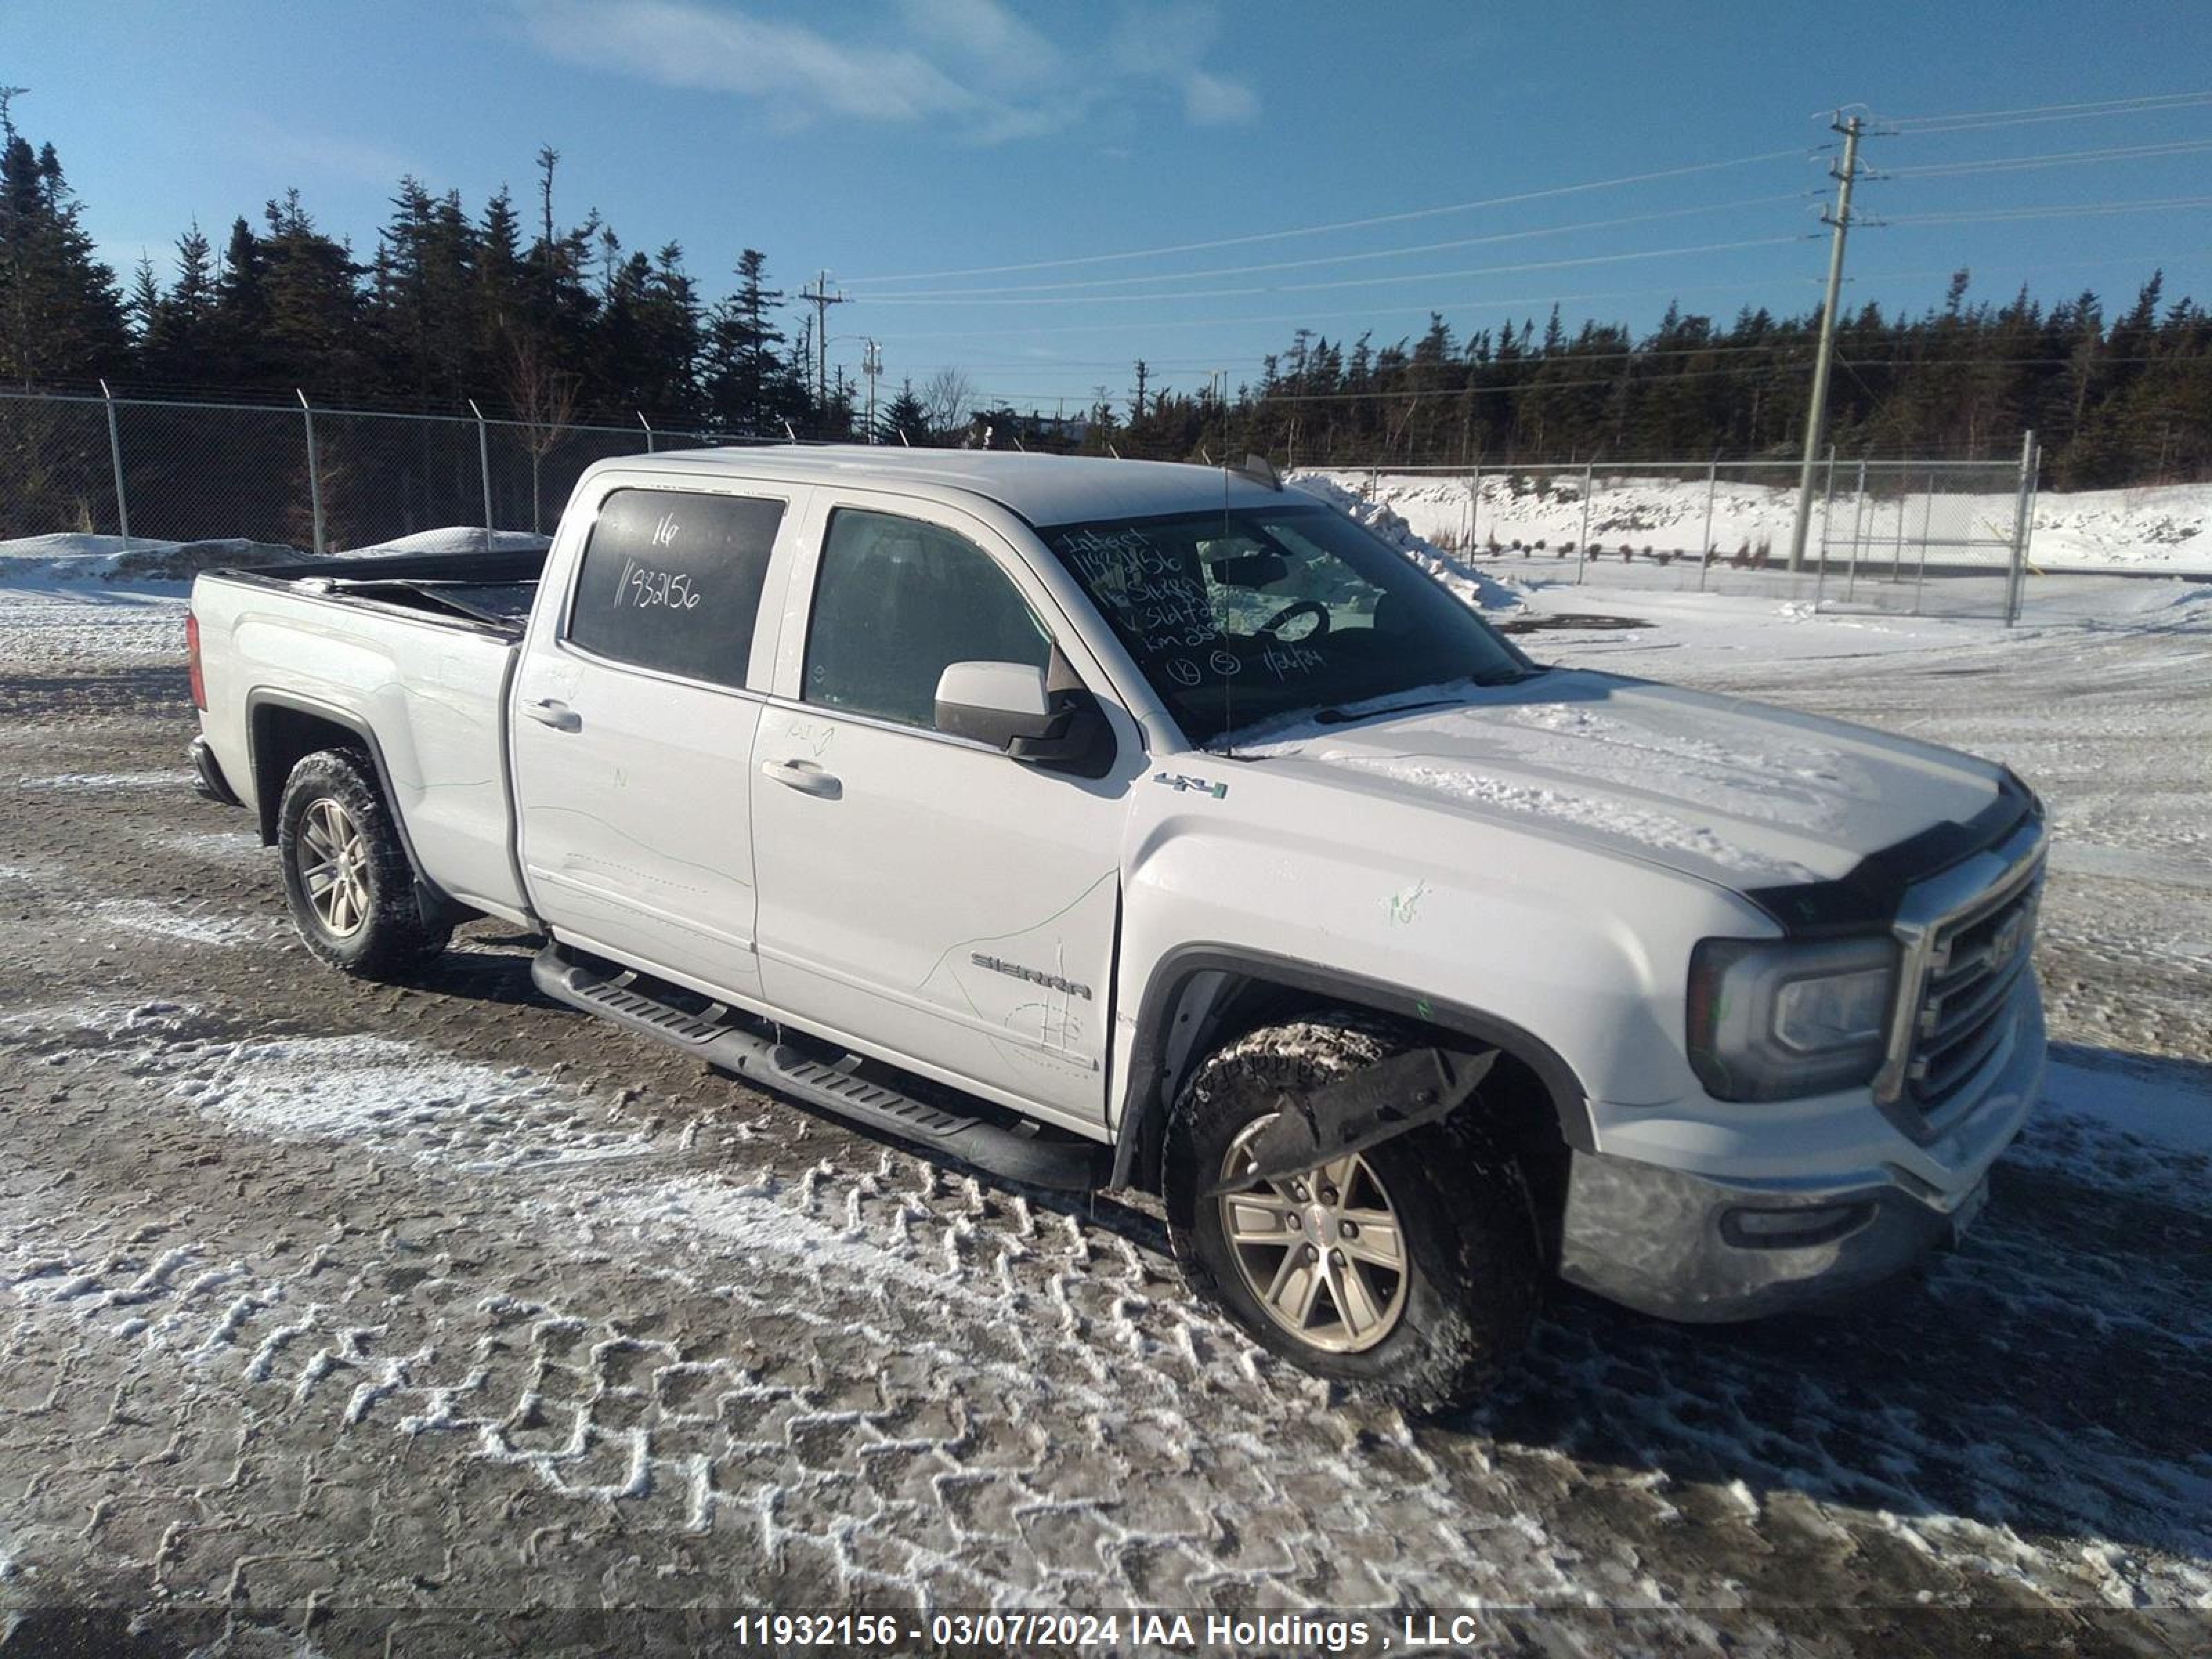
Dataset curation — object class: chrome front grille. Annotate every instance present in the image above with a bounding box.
[1872,816,2046,1123]
[1906,874,2041,1107]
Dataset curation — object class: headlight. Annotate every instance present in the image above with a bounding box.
[1687,935,1899,1101]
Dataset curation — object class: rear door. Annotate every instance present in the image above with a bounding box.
[748,496,1127,1129]
[512,478,807,1000]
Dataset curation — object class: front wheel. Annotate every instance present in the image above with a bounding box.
[277,748,448,978]
[1165,1012,1541,1412]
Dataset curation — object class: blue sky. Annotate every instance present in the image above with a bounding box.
[15,1,2212,411]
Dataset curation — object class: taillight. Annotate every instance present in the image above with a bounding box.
[185,610,207,711]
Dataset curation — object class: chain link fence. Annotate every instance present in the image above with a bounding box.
[1,387,2047,622]
[0,392,122,539]
[1318,444,2043,621]
[0,387,767,557]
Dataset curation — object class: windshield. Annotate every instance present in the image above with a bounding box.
[1037,502,1530,747]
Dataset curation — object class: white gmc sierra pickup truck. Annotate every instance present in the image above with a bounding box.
[186,448,2047,1408]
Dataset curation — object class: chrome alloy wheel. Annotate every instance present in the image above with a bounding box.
[299,796,371,938]
[1217,1117,1409,1353]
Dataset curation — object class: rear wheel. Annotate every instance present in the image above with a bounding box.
[277,749,448,978]
[1165,1011,1541,1412]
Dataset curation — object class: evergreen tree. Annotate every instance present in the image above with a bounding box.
[880,378,930,445]
[703,249,796,435]
[208,214,269,385]
[0,102,128,385]
[255,189,364,395]
[140,221,218,384]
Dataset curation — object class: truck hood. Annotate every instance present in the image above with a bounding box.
[1229,669,2003,891]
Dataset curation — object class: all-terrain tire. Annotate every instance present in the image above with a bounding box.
[1164,1010,1541,1413]
[276,748,449,979]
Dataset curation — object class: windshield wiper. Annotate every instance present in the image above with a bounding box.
[1311,666,1548,726]
[1313,695,1461,726]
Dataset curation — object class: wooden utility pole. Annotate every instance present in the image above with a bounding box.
[861,339,883,443]
[801,272,847,413]
[1787,113,1862,573]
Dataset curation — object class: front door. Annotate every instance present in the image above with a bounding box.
[512,481,801,999]
[749,502,1125,1128]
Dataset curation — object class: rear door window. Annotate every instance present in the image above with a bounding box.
[567,488,784,689]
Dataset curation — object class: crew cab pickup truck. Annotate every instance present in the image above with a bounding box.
[186,448,2047,1407]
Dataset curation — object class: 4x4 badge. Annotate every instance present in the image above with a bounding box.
[1153,771,1228,799]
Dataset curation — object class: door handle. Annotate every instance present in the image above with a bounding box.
[525,697,581,733]
[760,757,842,800]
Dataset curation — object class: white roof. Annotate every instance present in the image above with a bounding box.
[609,444,1293,527]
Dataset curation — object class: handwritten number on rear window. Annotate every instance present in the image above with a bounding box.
[614,556,703,612]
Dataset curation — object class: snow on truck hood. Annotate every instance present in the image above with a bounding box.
[1230,668,2002,891]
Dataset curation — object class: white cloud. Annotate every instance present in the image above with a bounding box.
[1181,67,1259,126]
[519,0,979,124]
[892,0,1062,91]
[1107,1,1214,76]
[1107,2,1259,127]
[514,0,1258,140]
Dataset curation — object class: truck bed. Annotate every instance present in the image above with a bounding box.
[234,547,549,637]
[191,547,542,924]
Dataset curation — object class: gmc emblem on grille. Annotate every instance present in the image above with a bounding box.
[1988,908,2030,971]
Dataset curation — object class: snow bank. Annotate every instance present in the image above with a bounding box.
[2027,482,2212,568]
[338,527,552,557]
[1288,473,1524,612]
[1315,469,2212,574]
[0,526,550,583]
[0,532,299,585]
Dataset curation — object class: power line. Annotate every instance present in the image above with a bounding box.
[855,235,1813,308]
[847,194,1815,299]
[1880,194,2212,225]
[1841,249,2212,286]
[1881,136,2212,178]
[1878,88,2212,134]
[872,281,1774,339]
[843,148,1813,284]
[864,248,2212,342]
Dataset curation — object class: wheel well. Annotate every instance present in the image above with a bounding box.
[250,704,371,846]
[1120,964,1580,1255]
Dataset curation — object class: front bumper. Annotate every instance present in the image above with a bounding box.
[1557,985,2044,1323]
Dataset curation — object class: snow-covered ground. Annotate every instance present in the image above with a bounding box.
[1302,468,2212,574]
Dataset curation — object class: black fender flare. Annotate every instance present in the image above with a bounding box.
[1111,944,1599,1190]
[243,688,464,930]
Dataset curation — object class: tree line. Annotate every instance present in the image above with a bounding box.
[3,100,2205,491]
[1094,270,2210,489]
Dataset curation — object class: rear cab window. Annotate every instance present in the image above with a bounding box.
[566,487,785,689]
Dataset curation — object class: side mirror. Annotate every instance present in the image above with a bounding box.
[934,660,1107,771]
